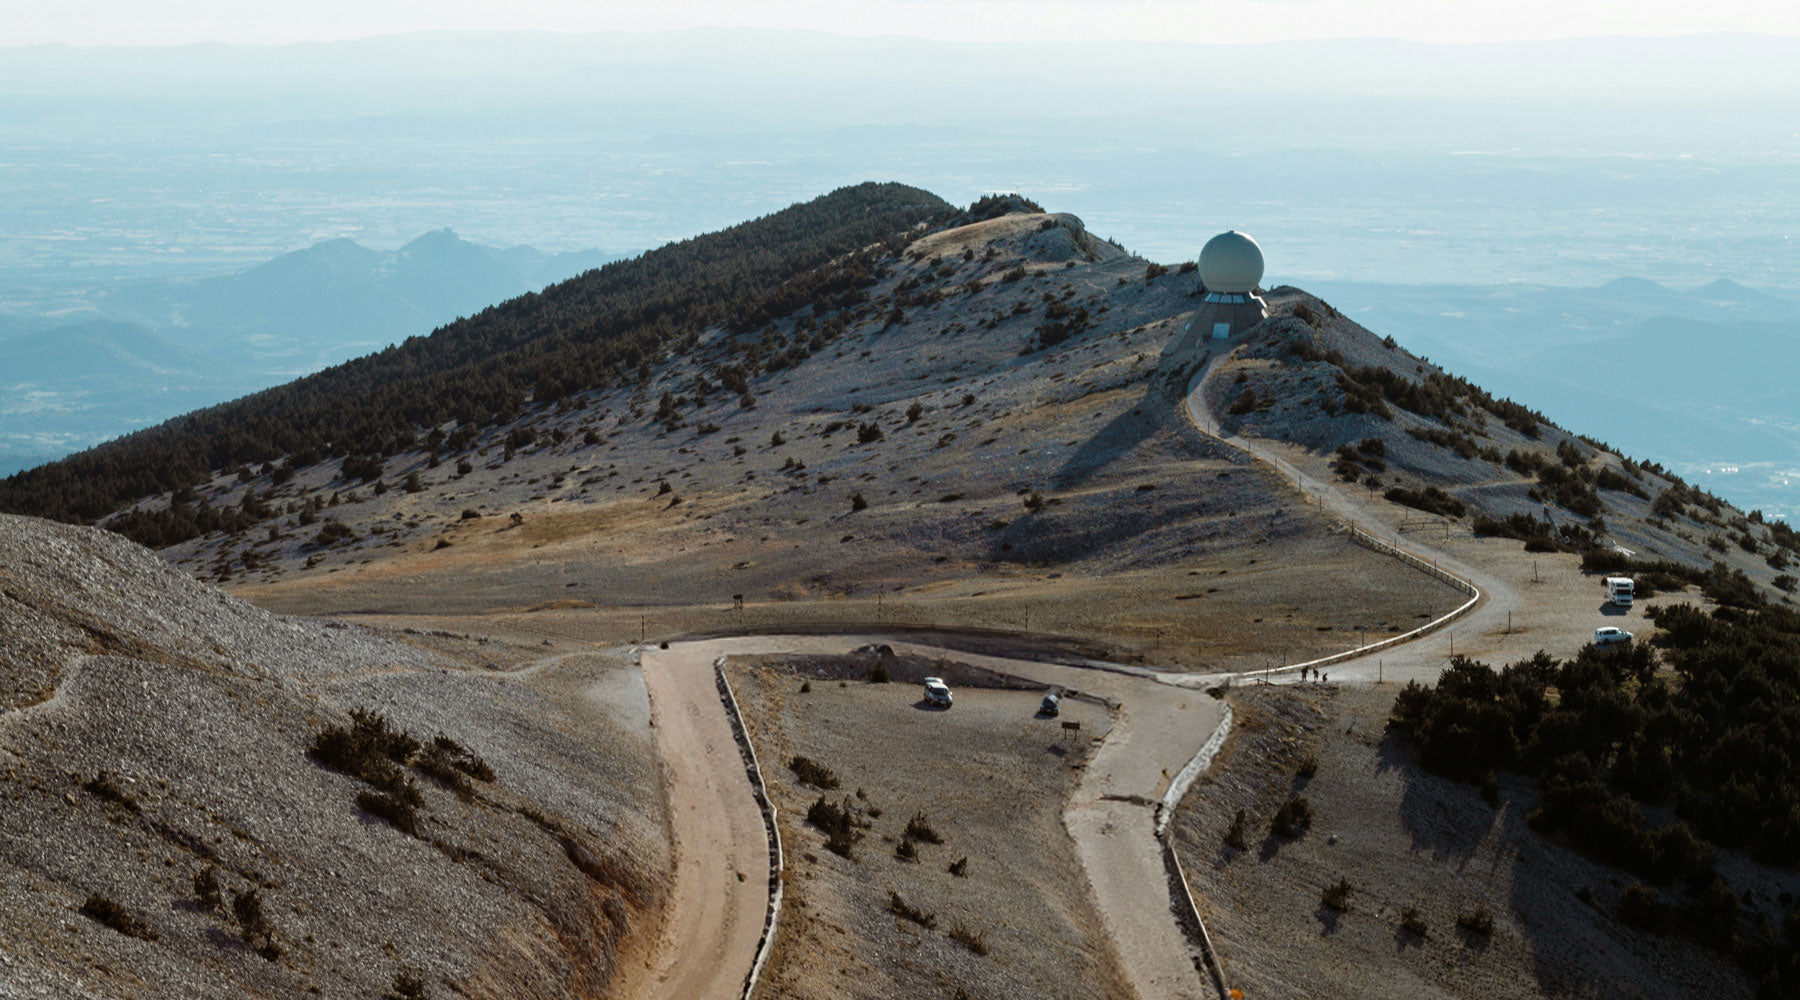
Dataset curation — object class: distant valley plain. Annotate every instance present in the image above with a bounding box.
[4,32,1798,514]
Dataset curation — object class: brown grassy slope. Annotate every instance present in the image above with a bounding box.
[0,514,665,1000]
[729,654,1131,1000]
[1171,686,1788,1000]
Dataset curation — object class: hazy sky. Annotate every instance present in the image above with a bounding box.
[10,0,1800,47]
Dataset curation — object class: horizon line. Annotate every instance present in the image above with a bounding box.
[6,25,1800,53]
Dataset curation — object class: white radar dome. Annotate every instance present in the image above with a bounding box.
[1198,231,1264,294]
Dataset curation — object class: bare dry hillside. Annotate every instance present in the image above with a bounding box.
[728,650,1130,1000]
[0,513,666,999]
[127,207,1470,672]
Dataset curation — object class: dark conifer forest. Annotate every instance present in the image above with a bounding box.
[1390,596,1800,997]
[0,182,953,541]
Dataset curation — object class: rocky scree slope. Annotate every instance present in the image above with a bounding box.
[141,207,1322,610]
[0,513,666,1000]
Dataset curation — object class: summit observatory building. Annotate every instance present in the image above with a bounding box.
[1190,230,1268,340]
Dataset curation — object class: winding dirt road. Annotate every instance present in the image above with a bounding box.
[619,346,1613,1000]
[1182,349,1636,688]
[628,632,1226,1000]
[622,642,772,1000]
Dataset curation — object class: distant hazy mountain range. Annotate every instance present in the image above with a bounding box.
[1308,277,1800,516]
[0,232,623,475]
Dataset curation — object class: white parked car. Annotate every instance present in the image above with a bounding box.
[922,677,953,707]
[1593,626,1634,646]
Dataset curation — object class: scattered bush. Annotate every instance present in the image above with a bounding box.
[1270,795,1314,837]
[357,786,422,836]
[850,492,868,512]
[948,856,969,877]
[887,891,936,929]
[1479,770,1499,806]
[1456,903,1495,936]
[79,894,157,941]
[1295,753,1319,779]
[790,756,841,790]
[949,923,991,955]
[312,520,356,546]
[895,837,917,860]
[416,741,483,800]
[825,827,857,859]
[808,795,859,858]
[905,811,944,845]
[857,422,885,444]
[1384,486,1465,518]
[1223,808,1249,850]
[1321,878,1353,912]
[311,708,422,789]
[387,971,431,1000]
[192,866,222,912]
[1400,906,1429,938]
[232,888,277,956]
[869,663,890,684]
[1408,425,1480,460]
[1227,388,1259,415]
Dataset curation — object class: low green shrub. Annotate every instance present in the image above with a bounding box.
[1270,796,1314,837]
[1321,878,1353,912]
[905,811,943,845]
[789,756,841,790]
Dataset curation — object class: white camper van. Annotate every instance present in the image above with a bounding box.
[1605,576,1635,607]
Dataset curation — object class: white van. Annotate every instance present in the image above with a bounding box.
[1605,576,1634,607]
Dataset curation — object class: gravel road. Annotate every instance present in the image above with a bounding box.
[625,641,774,1000]
[1182,350,1675,689]
[637,632,1228,1000]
